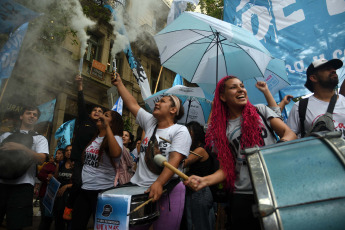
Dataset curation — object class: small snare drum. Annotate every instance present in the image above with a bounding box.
[101,185,160,226]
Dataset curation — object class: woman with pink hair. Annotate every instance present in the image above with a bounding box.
[185,76,296,229]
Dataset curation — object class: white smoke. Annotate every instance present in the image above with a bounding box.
[60,0,96,57]
[110,0,168,58]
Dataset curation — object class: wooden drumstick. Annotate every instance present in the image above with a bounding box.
[127,189,167,216]
[154,154,189,180]
[159,136,203,158]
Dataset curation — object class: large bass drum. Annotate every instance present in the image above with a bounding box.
[244,131,345,230]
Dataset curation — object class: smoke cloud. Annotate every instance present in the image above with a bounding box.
[110,0,169,58]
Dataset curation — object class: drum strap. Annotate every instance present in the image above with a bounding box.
[256,108,277,142]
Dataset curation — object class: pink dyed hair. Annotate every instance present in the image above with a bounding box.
[205,76,264,189]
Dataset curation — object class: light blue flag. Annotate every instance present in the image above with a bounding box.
[37,99,56,123]
[0,0,39,34]
[172,74,183,86]
[224,0,345,99]
[112,97,123,115]
[0,22,29,80]
[54,119,76,156]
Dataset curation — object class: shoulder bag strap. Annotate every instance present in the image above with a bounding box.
[327,93,337,114]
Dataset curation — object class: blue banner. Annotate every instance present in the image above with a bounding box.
[0,22,29,80]
[43,177,61,214]
[224,0,345,98]
[112,97,123,115]
[54,119,76,155]
[0,0,39,33]
[37,99,56,123]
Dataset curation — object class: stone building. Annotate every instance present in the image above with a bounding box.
[0,0,177,153]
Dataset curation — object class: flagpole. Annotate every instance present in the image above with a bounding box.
[0,79,10,105]
[154,66,164,94]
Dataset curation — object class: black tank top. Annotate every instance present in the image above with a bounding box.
[188,152,212,177]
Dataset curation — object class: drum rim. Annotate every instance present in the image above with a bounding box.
[246,147,283,229]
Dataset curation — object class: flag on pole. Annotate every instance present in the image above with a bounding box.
[104,5,152,100]
[37,99,56,123]
[0,0,39,34]
[0,22,29,80]
[54,119,76,156]
[172,74,183,86]
[112,97,123,115]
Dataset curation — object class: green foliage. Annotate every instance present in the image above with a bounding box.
[80,0,111,24]
[186,3,196,11]
[199,0,224,19]
[123,117,132,132]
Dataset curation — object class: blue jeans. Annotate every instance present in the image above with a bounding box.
[185,186,215,230]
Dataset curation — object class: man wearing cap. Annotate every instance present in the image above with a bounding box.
[287,58,345,138]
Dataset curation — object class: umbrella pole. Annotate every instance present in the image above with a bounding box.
[216,32,219,84]
[185,99,192,125]
[154,66,164,94]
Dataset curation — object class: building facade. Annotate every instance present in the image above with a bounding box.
[0,0,177,153]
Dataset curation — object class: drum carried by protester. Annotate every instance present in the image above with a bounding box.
[243,131,345,230]
[0,131,36,179]
[95,185,160,228]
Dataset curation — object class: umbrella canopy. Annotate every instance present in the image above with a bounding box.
[144,85,213,126]
[154,12,277,85]
[198,58,290,104]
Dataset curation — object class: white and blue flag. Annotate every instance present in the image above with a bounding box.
[112,97,123,115]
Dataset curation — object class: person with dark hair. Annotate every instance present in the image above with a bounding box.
[54,145,73,230]
[185,76,296,230]
[37,150,64,230]
[63,75,105,220]
[0,106,49,229]
[112,75,191,230]
[113,130,135,186]
[287,59,345,138]
[71,110,124,230]
[183,121,215,230]
[123,130,134,151]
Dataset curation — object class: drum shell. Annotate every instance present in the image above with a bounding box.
[100,186,160,227]
[246,135,345,230]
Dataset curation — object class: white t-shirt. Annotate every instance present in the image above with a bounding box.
[226,104,278,194]
[131,108,192,187]
[287,95,345,138]
[0,130,49,186]
[81,135,123,190]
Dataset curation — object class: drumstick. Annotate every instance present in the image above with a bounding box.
[127,189,167,216]
[159,136,203,158]
[154,154,189,180]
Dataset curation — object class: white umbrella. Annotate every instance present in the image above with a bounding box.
[144,85,213,126]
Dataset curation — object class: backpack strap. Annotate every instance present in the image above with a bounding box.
[298,98,309,138]
[327,93,337,114]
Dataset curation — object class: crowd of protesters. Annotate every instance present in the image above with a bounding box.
[0,58,344,230]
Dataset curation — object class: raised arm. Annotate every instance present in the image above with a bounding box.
[256,81,278,107]
[100,113,122,158]
[75,75,88,121]
[111,74,141,117]
[278,95,293,112]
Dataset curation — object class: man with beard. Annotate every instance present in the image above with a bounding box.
[287,59,345,138]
